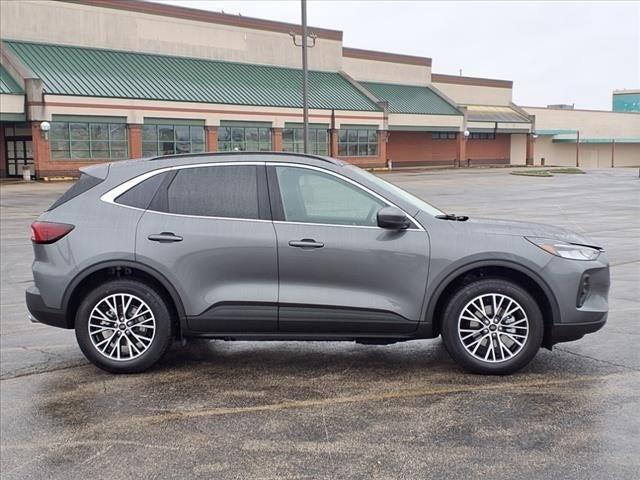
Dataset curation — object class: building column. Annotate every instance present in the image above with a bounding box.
[456,132,467,167]
[0,126,6,178]
[127,124,143,159]
[330,128,339,157]
[205,126,218,152]
[611,139,615,168]
[377,130,388,166]
[271,127,283,152]
[526,133,534,166]
[31,121,50,178]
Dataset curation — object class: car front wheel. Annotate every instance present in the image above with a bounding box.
[441,278,543,375]
[75,279,173,373]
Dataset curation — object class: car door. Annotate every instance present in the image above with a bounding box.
[268,164,430,334]
[135,162,279,334]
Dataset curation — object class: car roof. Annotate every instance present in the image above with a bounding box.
[149,151,343,166]
[80,152,347,182]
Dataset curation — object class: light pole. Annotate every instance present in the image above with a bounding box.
[301,0,309,153]
[290,0,316,154]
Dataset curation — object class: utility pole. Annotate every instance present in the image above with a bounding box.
[290,0,316,154]
[301,0,309,153]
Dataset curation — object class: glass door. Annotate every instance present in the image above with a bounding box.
[4,124,34,177]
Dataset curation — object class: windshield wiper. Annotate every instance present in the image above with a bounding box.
[435,213,469,222]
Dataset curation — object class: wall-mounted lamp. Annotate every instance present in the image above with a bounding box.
[40,121,51,140]
[463,129,470,138]
[532,132,539,139]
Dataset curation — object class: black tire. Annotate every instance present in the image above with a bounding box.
[75,279,173,373]
[441,278,543,375]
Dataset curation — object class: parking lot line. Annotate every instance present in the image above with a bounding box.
[129,371,636,423]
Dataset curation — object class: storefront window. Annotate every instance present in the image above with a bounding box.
[50,121,128,160]
[432,132,457,140]
[470,132,496,140]
[218,124,271,151]
[338,127,377,157]
[282,126,329,155]
[142,123,205,157]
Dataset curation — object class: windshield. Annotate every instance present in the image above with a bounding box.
[346,165,445,217]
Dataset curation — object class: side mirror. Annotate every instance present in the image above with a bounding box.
[377,206,411,230]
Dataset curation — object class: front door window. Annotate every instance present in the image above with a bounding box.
[275,166,386,227]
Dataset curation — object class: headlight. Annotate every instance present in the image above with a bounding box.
[526,237,602,261]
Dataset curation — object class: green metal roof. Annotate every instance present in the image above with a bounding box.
[0,64,23,94]
[360,81,461,115]
[2,40,380,111]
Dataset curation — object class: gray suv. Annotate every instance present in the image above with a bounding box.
[26,153,609,374]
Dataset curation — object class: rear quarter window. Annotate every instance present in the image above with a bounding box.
[115,172,169,210]
[47,173,104,211]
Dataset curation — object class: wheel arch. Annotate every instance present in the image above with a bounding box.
[62,260,186,332]
[426,260,560,349]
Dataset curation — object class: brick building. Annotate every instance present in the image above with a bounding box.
[0,0,638,178]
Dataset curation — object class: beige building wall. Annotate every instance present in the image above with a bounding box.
[0,0,343,71]
[388,113,462,129]
[0,94,25,114]
[510,134,527,165]
[39,95,384,129]
[524,107,640,139]
[342,57,431,86]
[532,137,639,168]
[432,82,512,106]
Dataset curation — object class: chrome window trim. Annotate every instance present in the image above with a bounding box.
[100,161,265,204]
[272,220,423,231]
[100,160,424,230]
[137,209,272,223]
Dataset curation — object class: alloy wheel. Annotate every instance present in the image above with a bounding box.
[457,293,529,363]
[88,293,156,361]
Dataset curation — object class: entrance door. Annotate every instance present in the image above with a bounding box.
[4,124,34,177]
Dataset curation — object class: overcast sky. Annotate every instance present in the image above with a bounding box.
[157,1,639,110]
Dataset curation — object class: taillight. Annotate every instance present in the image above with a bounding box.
[30,221,75,244]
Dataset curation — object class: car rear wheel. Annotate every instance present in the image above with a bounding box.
[441,278,543,375]
[75,279,173,373]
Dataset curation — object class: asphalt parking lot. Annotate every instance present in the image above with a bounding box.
[1,167,639,479]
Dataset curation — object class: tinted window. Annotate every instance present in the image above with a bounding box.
[47,173,104,211]
[275,166,385,226]
[166,165,259,219]
[115,172,168,209]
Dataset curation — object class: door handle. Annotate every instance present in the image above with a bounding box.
[148,232,183,243]
[288,239,324,249]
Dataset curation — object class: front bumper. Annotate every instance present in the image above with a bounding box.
[550,315,607,344]
[25,285,71,329]
[543,253,610,346]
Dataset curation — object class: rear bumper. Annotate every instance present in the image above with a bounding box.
[25,285,71,329]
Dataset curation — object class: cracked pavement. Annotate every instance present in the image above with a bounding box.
[1,168,639,479]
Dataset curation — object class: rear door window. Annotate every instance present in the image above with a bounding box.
[164,165,260,219]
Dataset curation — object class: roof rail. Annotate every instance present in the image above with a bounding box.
[148,151,342,165]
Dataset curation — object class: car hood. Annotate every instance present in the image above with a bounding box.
[461,217,597,246]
